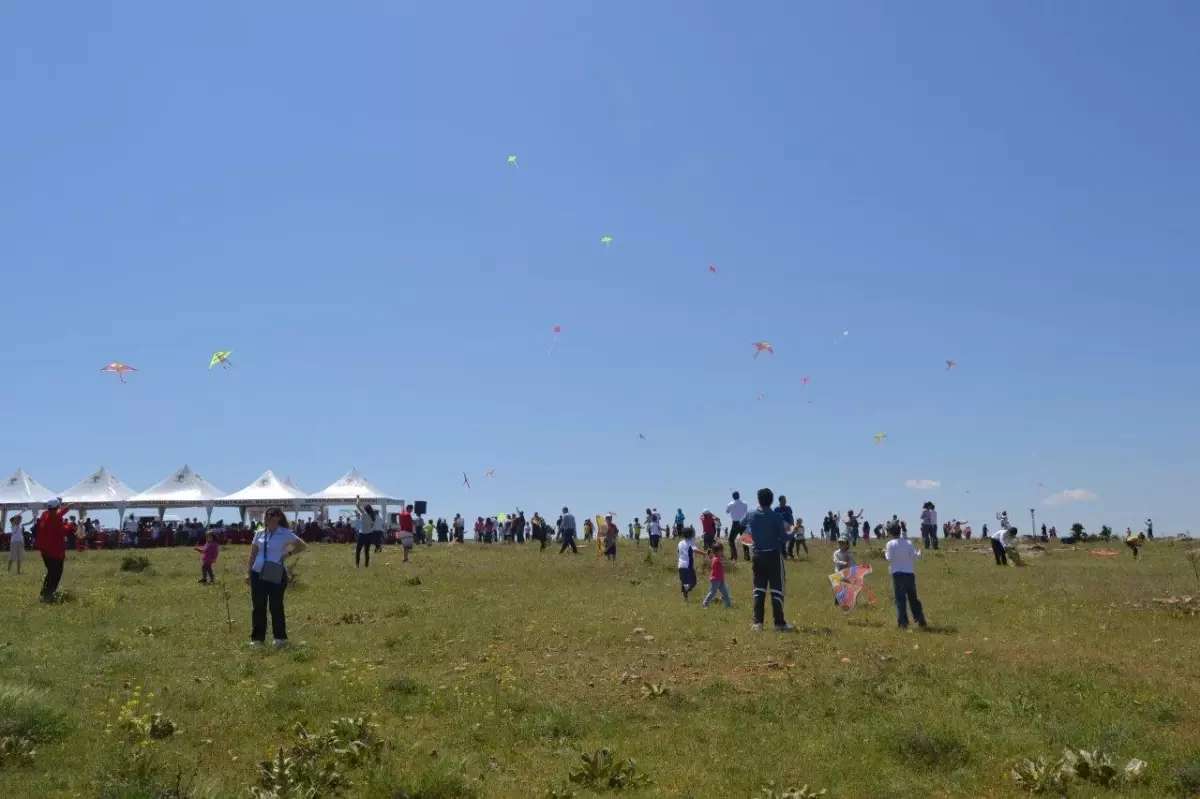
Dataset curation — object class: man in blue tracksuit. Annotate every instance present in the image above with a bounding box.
[743,487,793,632]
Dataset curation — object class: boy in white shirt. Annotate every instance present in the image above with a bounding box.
[885,524,927,629]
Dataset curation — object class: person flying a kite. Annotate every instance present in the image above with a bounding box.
[101,362,136,384]
[752,341,774,358]
[209,351,233,370]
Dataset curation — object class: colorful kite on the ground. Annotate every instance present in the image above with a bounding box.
[708,264,717,274]
[461,472,471,490]
[752,341,774,358]
[485,469,496,479]
[507,155,518,167]
[1089,549,1119,558]
[801,376,810,387]
[600,235,613,247]
[830,563,877,613]
[874,432,888,445]
[945,359,957,370]
[209,351,233,370]
[101,362,136,384]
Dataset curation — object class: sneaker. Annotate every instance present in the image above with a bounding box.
[273,639,288,649]
[750,623,764,632]
[249,641,263,647]
[773,624,795,633]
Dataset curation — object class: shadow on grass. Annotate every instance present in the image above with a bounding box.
[920,624,959,635]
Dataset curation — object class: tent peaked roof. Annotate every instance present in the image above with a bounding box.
[310,467,398,504]
[127,465,227,508]
[282,476,303,492]
[59,466,137,507]
[222,470,310,505]
[0,469,56,509]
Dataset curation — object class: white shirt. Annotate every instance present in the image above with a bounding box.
[677,538,698,569]
[921,509,937,527]
[726,499,748,523]
[123,517,137,533]
[993,528,1015,546]
[8,524,23,548]
[648,519,661,536]
[251,527,303,573]
[885,537,921,574]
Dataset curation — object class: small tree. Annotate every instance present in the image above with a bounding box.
[1099,525,1113,541]
[1070,523,1085,540]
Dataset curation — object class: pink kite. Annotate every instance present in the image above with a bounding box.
[101,362,136,384]
[801,376,810,387]
[708,264,717,274]
[752,341,774,358]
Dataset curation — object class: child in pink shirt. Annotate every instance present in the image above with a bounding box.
[194,531,219,585]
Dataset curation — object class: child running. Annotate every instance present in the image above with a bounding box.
[194,530,219,584]
[885,523,927,630]
[701,542,732,608]
[832,537,855,607]
[677,526,700,601]
[632,517,642,546]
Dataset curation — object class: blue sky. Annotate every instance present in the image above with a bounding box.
[2,1,1197,535]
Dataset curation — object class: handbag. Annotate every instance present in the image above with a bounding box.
[258,530,287,585]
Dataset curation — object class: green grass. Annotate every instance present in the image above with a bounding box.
[0,538,1199,797]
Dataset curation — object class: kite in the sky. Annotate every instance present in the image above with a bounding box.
[101,362,136,384]
[461,472,471,490]
[550,324,562,354]
[756,393,765,401]
[708,264,717,274]
[752,341,774,358]
[507,155,518,167]
[209,351,233,370]
[874,432,888,445]
[945,359,957,370]
[600,235,613,247]
[801,376,810,387]
[485,469,496,479]
[638,433,646,440]
[829,563,877,613]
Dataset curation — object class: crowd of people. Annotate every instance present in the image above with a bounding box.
[3,490,1157,647]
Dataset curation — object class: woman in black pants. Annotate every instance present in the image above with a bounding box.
[246,507,308,647]
[354,499,377,568]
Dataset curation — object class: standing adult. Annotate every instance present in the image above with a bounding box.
[559,506,578,554]
[8,514,29,576]
[398,504,416,548]
[726,491,749,562]
[647,510,661,551]
[744,488,792,632]
[699,509,717,551]
[919,502,939,550]
[35,498,71,603]
[354,497,377,568]
[245,506,308,647]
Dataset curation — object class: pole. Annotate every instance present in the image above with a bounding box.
[1030,508,1036,540]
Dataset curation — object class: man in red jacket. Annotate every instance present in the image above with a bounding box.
[36,497,71,603]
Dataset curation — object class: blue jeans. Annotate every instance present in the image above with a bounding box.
[702,579,731,607]
[891,572,926,628]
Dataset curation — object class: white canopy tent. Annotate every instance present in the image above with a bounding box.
[59,466,137,510]
[222,469,312,523]
[309,468,400,527]
[0,468,57,528]
[309,468,399,505]
[126,465,227,524]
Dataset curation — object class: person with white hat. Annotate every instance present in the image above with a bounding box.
[35,498,72,602]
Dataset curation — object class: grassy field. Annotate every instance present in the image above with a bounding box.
[1,536,1199,798]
